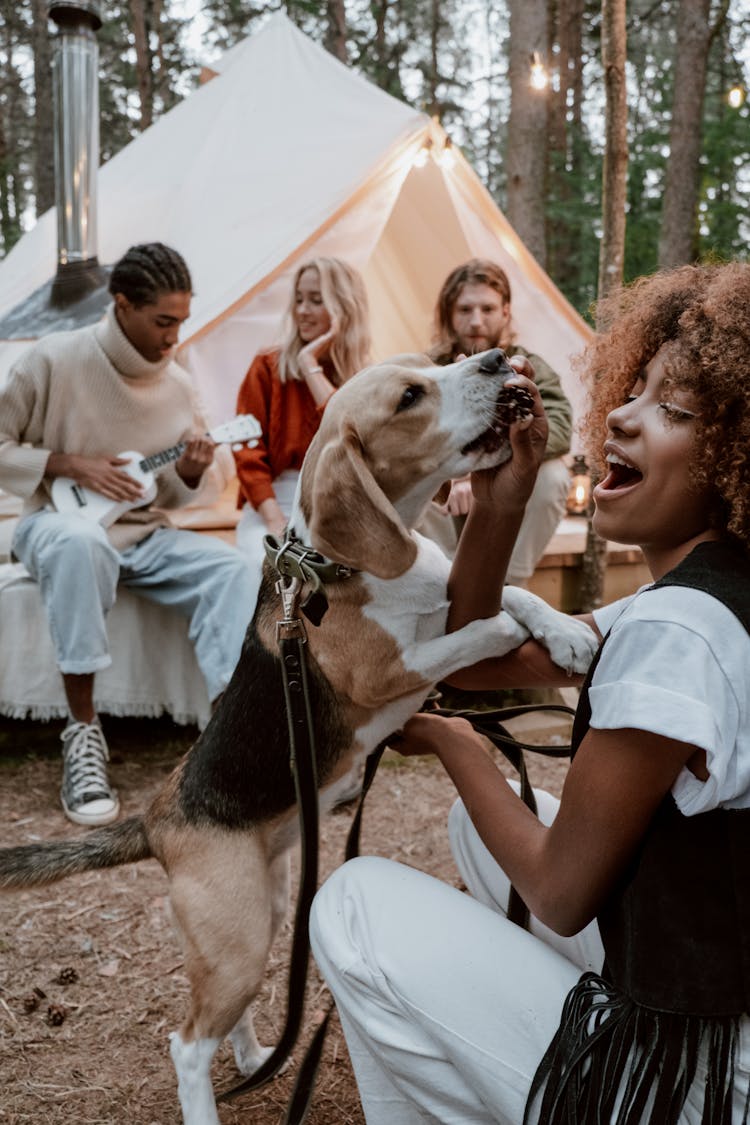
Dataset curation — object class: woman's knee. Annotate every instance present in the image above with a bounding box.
[311,857,397,968]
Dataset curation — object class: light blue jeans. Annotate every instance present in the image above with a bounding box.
[12,510,255,702]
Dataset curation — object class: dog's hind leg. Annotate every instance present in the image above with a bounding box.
[169,1032,222,1125]
[229,846,291,1075]
[162,827,281,1123]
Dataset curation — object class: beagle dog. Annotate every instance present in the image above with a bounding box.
[0,350,597,1124]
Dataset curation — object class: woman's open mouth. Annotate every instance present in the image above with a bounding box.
[597,452,643,493]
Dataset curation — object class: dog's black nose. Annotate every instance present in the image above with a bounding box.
[477,348,511,375]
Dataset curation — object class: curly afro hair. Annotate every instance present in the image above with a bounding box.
[581,262,750,551]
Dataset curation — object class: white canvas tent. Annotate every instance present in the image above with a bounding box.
[0,11,592,432]
[0,14,595,726]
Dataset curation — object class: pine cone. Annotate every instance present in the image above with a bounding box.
[55,967,79,986]
[46,1003,67,1026]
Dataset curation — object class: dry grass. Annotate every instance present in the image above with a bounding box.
[0,713,571,1124]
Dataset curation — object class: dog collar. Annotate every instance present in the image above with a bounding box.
[263,532,356,626]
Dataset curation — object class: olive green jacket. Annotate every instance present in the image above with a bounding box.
[507,345,572,461]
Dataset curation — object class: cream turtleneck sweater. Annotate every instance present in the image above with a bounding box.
[0,305,219,551]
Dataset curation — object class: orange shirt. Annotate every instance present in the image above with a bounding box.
[234,349,329,510]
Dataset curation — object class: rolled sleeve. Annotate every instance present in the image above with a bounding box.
[588,598,744,814]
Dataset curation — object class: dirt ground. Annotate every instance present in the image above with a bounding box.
[0,711,572,1125]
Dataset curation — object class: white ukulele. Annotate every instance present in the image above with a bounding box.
[50,414,262,528]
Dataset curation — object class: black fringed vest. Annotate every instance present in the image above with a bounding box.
[524,540,750,1125]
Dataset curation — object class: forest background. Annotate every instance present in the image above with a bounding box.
[0,0,748,321]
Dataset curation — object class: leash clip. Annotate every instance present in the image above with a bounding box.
[275,575,307,641]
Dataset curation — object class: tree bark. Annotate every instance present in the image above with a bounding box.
[580,0,628,614]
[598,0,628,308]
[546,0,585,293]
[31,0,55,216]
[129,0,154,130]
[657,0,711,268]
[506,0,548,266]
[325,0,348,63]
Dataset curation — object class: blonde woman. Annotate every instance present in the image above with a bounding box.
[233,257,370,601]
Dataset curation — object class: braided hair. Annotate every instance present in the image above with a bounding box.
[109,243,192,308]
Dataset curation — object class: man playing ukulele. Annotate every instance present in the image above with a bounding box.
[0,243,255,826]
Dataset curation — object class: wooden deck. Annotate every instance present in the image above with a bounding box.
[528,516,650,613]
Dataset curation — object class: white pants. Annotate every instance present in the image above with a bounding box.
[310,790,602,1125]
[235,469,299,619]
[311,792,749,1123]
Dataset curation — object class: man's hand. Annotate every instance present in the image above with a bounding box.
[437,476,472,517]
[45,452,145,503]
[175,435,215,488]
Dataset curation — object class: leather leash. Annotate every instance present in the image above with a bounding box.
[217,574,321,1109]
[218,561,383,1120]
[220,530,577,1113]
[432,702,575,928]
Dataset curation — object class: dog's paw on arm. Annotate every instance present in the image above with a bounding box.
[500,587,599,676]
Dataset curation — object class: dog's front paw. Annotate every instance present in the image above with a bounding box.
[542,616,598,674]
[501,588,598,675]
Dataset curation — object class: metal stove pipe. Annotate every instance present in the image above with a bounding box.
[48,0,106,307]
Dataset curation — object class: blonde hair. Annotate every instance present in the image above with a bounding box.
[276,257,371,385]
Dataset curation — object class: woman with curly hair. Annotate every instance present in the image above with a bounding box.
[311,261,750,1124]
[233,257,370,590]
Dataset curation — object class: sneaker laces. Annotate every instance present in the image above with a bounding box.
[61,721,111,800]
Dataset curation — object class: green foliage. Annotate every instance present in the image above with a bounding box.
[0,0,748,315]
[0,1,34,254]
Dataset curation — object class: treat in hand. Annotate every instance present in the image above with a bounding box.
[494,382,536,432]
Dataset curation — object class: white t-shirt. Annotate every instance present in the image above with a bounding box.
[591,585,750,814]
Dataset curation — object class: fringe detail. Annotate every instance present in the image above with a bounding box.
[524,973,749,1125]
[0,700,207,728]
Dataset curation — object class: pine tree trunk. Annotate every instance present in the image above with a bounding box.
[598,0,628,307]
[547,0,585,294]
[657,0,711,268]
[31,0,55,216]
[325,0,348,63]
[129,0,154,130]
[580,0,627,613]
[506,0,548,267]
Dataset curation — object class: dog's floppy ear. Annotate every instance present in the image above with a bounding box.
[308,421,417,580]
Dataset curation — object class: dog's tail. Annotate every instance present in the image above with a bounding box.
[0,817,152,889]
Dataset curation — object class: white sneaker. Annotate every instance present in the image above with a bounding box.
[60,720,120,827]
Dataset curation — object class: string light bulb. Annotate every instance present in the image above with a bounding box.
[437,136,456,169]
[413,137,433,167]
[529,51,549,91]
[728,85,745,109]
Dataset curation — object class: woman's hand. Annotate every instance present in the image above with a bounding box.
[298,320,341,407]
[298,319,339,380]
[470,357,549,511]
[390,712,483,759]
[258,497,287,537]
